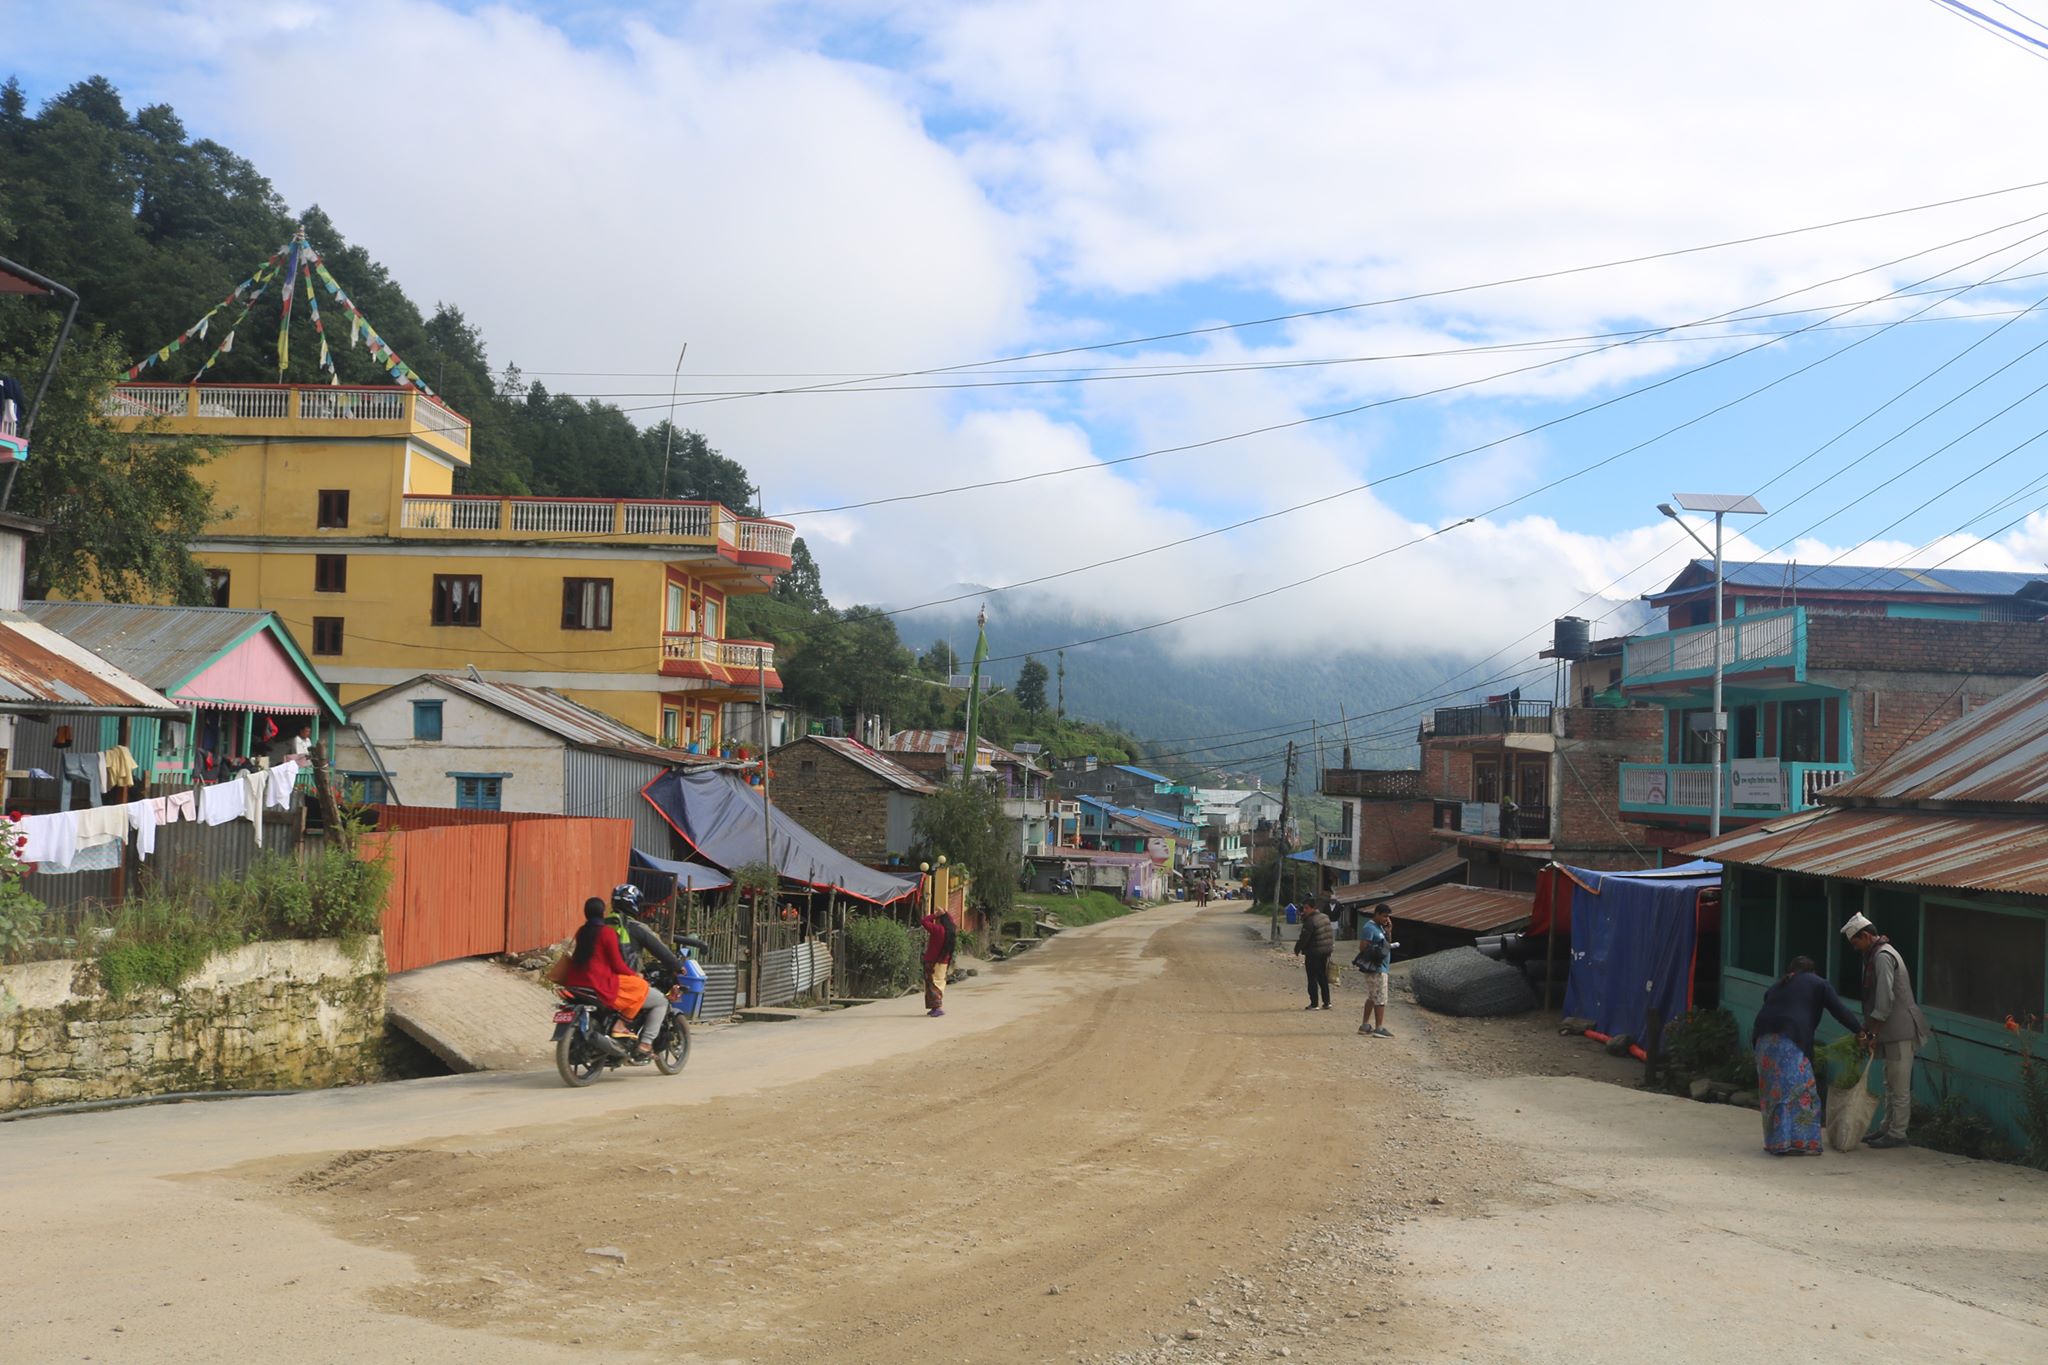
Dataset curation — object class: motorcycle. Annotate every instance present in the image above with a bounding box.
[551,951,701,1087]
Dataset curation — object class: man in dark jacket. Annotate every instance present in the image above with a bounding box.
[1294,900,1336,1010]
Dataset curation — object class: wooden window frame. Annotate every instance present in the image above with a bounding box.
[316,489,350,529]
[431,573,483,628]
[314,554,348,594]
[561,577,614,631]
[204,567,231,609]
[311,616,344,656]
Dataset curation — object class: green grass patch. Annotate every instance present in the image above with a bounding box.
[1017,889,1133,928]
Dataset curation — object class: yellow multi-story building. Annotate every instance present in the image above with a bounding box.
[105,382,792,748]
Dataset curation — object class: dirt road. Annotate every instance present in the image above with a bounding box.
[3,900,2044,1363]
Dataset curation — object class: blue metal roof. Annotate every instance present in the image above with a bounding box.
[1647,559,2047,604]
[1077,792,1193,832]
[1114,763,1174,785]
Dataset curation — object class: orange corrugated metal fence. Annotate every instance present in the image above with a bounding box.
[362,811,634,973]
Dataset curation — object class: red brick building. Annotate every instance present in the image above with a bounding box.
[765,735,937,866]
[1318,766,1435,885]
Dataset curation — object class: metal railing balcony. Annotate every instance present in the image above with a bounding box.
[1622,607,1803,686]
[1424,699,1554,738]
[106,382,470,452]
[1617,760,1853,817]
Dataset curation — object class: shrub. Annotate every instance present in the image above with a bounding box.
[1912,1095,2017,1163]
[96,893,234,998]
[845,914,920,997]
[1659,1009,1755,1092]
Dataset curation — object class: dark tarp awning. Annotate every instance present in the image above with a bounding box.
[630,847,734,893]
[1560,862,1722,1039]
[642,768,919,907]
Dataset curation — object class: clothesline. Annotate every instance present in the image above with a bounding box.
[9,761,303,876]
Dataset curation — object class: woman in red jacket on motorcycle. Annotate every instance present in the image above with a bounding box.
[561,898,659,1059]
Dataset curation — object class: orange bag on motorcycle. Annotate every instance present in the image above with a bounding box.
[544,954,571,985]
[611,973,650,1018]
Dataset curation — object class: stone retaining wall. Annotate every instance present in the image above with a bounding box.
[0,938,386,1112]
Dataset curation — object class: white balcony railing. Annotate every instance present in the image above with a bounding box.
[1623,607,1801,681]
[296,387,404,421]
[104,383,466,447]
[739,519,796,559]
[663,633,775,673]
[1618,761,1855,815]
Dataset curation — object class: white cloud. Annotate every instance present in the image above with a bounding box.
[20,0,2048,668]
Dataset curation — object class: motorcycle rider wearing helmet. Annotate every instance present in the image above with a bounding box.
[606,884,708,1055]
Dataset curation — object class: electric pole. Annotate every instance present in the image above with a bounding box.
[1056,650,1066,719]
[1271,740,1295,943]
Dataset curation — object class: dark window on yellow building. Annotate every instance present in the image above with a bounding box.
[432,574,482,627]
[312,617,344,655]
[561,577,613,630]
[315,554,347,593]
[205,568,230,608]
[317,489,350,529]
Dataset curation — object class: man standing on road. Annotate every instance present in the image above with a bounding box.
[1295,899,1335,1010]
[1356,904,1395,1037]
[1843,912,1929,1148]
[921,907,955,1018]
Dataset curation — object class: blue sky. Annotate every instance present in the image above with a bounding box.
[10,1,2048,661]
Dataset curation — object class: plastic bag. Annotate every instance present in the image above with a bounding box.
[1824,1068,1878,1152]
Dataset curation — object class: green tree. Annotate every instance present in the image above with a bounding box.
[913,782,1018,919]
[1016,656,1050,714]
[774,535,827,610]
[1,323,219,602]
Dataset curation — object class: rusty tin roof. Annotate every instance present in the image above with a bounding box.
[1683,807,2048,898]
[795,736,939,794]
[1824,673,2048,809]
[1332,848,1469,904]
[1378,883,1533,933]
[0,611,183,714]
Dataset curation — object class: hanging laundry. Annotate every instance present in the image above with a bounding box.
[199,780,245,827]
[57,753,103,812]
[265,761,302,810]
[240,768,269,847]
[17,811,77,867]
[73,804,127,852]
[39,841,122,877]
[152,789,198,826]
[127,798,158,861]
[103,745,139,789]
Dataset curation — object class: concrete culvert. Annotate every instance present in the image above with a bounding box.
[1408,946,1539,1017]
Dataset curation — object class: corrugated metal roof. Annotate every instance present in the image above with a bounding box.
[1115,763,1173,785]
[23,601,275,689]
[1380,883,1533,933]
[1332,848,1468,904]
[1683,808,2048,898]
[883,729,1047,774]
[0,611,183,713]
[797,736,939,794]
[1825,673,2048,808]
[371,674,695,767]
[1647,559,2048,605]
[23,600,342,718]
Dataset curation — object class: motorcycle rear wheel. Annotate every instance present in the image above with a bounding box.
[556,1031,605,1087]
[655,1017,691,1075]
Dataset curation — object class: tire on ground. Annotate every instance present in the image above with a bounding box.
[1409,946,1539,1017]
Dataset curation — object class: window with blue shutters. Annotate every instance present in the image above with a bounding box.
[453,775,503,810]
[412,700,443,741]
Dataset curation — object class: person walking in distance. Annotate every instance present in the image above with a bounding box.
[921,906,956,1018]
[1295,898,1335,1010]
[1355,904,1396,1036]
[1843,913,1929,1148]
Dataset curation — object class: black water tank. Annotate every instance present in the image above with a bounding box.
[1553,616,1591,659]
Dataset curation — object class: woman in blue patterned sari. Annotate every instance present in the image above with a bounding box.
[1751,956,1862,1156]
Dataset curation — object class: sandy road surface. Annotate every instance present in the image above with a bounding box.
[4,899,2045,1364]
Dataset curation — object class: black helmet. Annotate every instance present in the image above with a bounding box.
[610,883,645,916]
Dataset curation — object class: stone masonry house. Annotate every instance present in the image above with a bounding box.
[767,734,937,866]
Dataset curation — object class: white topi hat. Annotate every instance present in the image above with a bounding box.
[1840,912,1873,940]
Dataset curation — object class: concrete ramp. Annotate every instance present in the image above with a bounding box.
[386,958,563,1072]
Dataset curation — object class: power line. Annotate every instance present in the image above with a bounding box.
[648,175,2048,411]
[972,218,2048,665]
[1924,0,2048,59]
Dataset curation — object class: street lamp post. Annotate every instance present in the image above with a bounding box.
[1658,493,1766,839]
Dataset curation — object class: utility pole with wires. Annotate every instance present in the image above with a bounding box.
[1270,741,1295,944]
[658,342,689,498]
[1057,650,1066,719]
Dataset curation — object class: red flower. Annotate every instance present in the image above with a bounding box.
[2008,1015,2022,1032]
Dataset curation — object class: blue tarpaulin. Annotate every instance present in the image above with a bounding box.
[630,847,733,893]
[641,768,919,907]
[1561,862,1722,1039]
